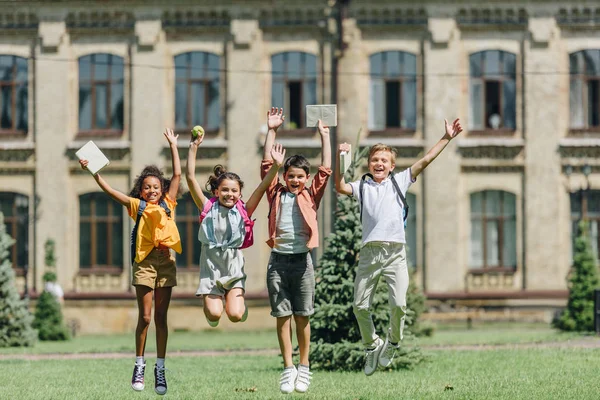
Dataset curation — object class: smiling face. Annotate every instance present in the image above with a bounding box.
[215,178,241,208]
[368,150,395,183]
[284,167,309,195]
[140,176,162,204]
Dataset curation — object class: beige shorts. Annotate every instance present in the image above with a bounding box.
[132,247,177,289]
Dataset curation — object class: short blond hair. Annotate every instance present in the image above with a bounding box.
[368,143,397,164]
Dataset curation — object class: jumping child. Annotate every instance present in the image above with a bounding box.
[186,130,286,327]
[79,128,182,395]
[335,118,463,376]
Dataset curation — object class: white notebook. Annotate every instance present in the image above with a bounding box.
[75,141,110,175]
[306,104,337,127]
[340,144,352,175]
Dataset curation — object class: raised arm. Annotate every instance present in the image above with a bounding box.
[335,142,353,196]
[164,128,181,200]
[246,143,285,217]
[410,118,463,179]
[317,119,331,169]
[185,132,208,210]
[79,159,130,208]
[263,107,285,161]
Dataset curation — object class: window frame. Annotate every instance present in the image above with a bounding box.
[570,190,600,263]
[0,55,28,136]
[469,50,517,135]
[174,51,221,136]
[469,190,517,272]
[569,50,600,133]
[0,192,29,275]
[78,192,124,274]
[77,53,125,138]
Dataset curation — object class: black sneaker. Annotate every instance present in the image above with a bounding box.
[131,363,145,391]
[154,364,167,395]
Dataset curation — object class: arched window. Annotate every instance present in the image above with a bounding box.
[369,51,417,131]
[469,190,517,269]
[78,53,124,134]
[174,52,221,132]
[469,50,516,131]
[569,50,600,129]
[0,192,29,272]
[405,192,417,269]
[271,52,317,130]
[570,190,600,261]
[79,193,123,270]
[0,55,28,134]
[175,192,201,269]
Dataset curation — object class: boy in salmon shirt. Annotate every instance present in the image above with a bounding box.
[261,107,331,394]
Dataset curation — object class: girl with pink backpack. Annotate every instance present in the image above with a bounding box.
[186,131,285,327]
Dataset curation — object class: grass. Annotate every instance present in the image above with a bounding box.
[1,348,598,399]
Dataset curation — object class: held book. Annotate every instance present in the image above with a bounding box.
[340,144,352,175]
[75,141,110,175]
[306,104,337,127]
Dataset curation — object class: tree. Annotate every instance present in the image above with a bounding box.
[310,146,427,371]
[554,220,600,332]
[0,212,36,347]
[33,239,69,341]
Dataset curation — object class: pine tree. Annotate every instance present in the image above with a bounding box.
[0,212,36,347]
[33,239,69,341]
[554,220,600,332]
[310,146,426,371]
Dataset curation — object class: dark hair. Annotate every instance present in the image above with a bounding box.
[205,164,244,194]
[283,155,310,175]
[129,165,171,201]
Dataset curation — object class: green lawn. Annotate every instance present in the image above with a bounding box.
[1,348,598,399]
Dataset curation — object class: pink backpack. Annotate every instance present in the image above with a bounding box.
[199,197,255,249]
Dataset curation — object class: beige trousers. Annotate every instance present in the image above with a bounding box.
[353,242,408,346]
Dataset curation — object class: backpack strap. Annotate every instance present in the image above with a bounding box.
[359,173,373,222]
[131,200,147,265]
[359,172,409,226]
[159,199,171,218]
[199,197,218,223]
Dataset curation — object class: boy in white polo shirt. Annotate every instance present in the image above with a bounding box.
[335,118,463,375]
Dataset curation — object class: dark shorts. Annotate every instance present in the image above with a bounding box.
[266,252,315,318]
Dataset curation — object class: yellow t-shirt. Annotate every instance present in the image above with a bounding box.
[129,196,182,263]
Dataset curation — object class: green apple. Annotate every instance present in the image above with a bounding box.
[191,125,205,138]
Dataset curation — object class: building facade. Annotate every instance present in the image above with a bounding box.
[1,0,599,332]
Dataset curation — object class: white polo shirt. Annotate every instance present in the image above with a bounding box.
[349,168,415,245]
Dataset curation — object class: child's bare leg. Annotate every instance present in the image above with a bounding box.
[203,294,223,323]
[134,286,153,357]
[154,287,172,358]
[294,315,310,366]
[224,288,245,322]
[276,316,294,367]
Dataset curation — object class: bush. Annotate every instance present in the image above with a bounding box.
[33,291,70,341]
[554,220,600,332]
[0,212,36,347]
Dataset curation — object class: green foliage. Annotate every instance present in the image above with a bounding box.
[554,220,600,332]
[33,292,70,341]
[310,145,427,371]
[0,212,36,347]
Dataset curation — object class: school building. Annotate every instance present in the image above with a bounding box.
[1,1,599,333]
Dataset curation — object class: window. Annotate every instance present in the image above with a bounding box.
[570,190,600,261]
[0,55,28,134]
[469,190,517,269]
[405,193,417,269]
[174,52,220,133]
[469,50,516,131]
[271,52,317,130]
[0,192,29,272]
[79,193,123,270]
[369,51,417,131]
[570,50,600,129]
[175,193,201,269]
[78,54,124,134]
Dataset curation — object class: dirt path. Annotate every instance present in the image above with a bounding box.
[1,338,599,361]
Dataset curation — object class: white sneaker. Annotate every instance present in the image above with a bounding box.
[363,337,384,376]
[295,364,312,393]
[379,333,400,368]
[131,363,145,391]
[279,366,298,394]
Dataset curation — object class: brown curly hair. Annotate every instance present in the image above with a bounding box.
[205,164,244,195]
[129,165,172,201]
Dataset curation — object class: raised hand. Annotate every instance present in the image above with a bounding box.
[317,119,330,136]
[79,159,89,170]
[164,128,179,146]
[444,118,463,139]
[270,142,286,166]
[339,142,351,154]
[267,107,285,131]
[189,129,204,147]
